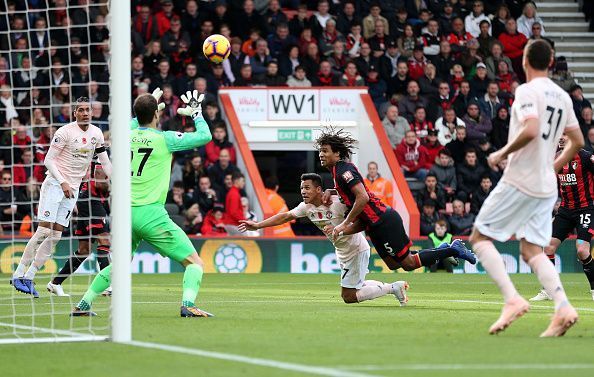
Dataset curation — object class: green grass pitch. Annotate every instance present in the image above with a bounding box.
[1,272,593,377]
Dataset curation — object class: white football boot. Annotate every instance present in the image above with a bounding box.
[46,282,70,297]
[391,281,409,306]
[102,286,112,296]
[529,289,552,301]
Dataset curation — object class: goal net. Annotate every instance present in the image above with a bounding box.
[0,0,130,344]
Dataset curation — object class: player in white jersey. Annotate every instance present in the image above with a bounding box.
[469,40,584,337]
[11,97,112,298]
[238,173,409,305]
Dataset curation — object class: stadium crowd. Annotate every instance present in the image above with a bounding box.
[0,0,593,238]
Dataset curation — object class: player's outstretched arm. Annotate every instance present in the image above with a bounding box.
[238,212,297,232]
[554,127,585,172]
[164,90,212,152]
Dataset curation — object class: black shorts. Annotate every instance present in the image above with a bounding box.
[75,198,109,240]
[366,208,413,267]
[552,207,594,242]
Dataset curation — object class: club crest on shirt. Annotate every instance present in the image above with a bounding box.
[175,132,183,139]
[91,137,97,144]
[572,161,578,170]
[53,137,60,144]
[44,210,50,217]
[325,211,332,219]
[342,171,354,183]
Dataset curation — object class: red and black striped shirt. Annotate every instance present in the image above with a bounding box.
[558,149,594,210]
[332,160,388,226]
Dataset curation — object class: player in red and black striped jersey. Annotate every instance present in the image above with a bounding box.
[531,135,594,301]
[47,165,111,297]
[315,127,477,271]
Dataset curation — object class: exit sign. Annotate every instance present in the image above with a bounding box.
[277,129,312,141]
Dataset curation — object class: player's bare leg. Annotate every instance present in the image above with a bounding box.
[469,229,529,335]
[517,239,579,337]
[180,252,213,317]
[342,281,409,306]
[12,221,63,298]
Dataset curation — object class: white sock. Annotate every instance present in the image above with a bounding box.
[474,240,519,302]
[356,280,393,302]
[24,230,62,280]
[13,227,52,278]
[528,253,569,310]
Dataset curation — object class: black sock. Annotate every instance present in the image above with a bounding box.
[580,255,594,290]
[547,254,555,265]
[96,244,111,271]
[52,252,87,285]
[417,247,457,267]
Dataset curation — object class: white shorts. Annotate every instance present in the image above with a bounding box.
[37,177,78,227]
[339,249,370,289]
[474,182,557,247]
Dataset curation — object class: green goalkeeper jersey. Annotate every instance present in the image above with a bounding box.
[129,117,211,206]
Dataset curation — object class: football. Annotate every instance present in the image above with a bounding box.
[202,34,231,64]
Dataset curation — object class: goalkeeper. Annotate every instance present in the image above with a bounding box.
[72,89,213,317]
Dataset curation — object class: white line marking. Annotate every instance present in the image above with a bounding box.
[339,364,594,371]
[127,340,376,377]
[0,321,108,344]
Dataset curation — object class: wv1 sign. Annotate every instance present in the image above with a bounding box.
[269,90,319,120]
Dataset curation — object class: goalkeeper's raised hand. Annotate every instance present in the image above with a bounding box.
[177,90,205,120]
[151,87,166,111]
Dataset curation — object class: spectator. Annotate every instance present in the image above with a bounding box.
[301,42,322,79]
[570,84,592,123]
[158,84,180,124]
[182,154,205,193]
[387,60,410,101]
[224,37,249,83]
[586,128,594,153]
[551,58,577,93]
[224,172,246,231]
[161,16,190,55]
[470,175,493,214]
[279,45,302,78]
[498,18,528,79]
[436,108,466,146]
[395,130,430,181]
[392,7,409,38]
[193,175,217,217]
[479,81,503,120]
[382,105,409,147]
[449,64,466,94]
[206,64,231,95]
[207,148,239,192]
[417,173,447,214]
[418,63,440,98]
[453,80,477,118]
[0,171,21,229]
[485,41,514,80]
[421,19,441,58]
[166,180,189,215]
[201,205,227,236]
[12,124,31,165]
[459,38,482,77]
[133,5,160,44]
[310,0,333,38]
[491,106,510,150]
[423,129,443,166]
[259,60,286,86]
[286,65,312,87]
[241,30,261,58]
[13,149,34,186]
[345,22,364,58]
[397,24,417,59]
[241,197,260,237]
[438,2,457,36]
[264,176,295,237]
[267,23,296,61]
[203,102,222,128]
[517,2,545,38]
[264,0,288,36]
[336,1,360,36]
[476,138,496,168]
[491,4,511,38]
[580,106,594,141]
[234,64,260,87]
[314,61,339,86]
[447,17,474,56]
[233,0,267,40]
[410,106,433,139]
[366,65,388,109]
[530,22,554,49]
[143,40,166,76]
[427,219,456,272]
[471,63,491,98]
[250,39,272,76]
[448,199,475,235]
[353,42,377,80]
[420,199,441,236]
[407,45,429,81]
[477,20,497,59]
[363,3,389,39]
[327,41,348,75]
[339,62,364,87]
[462,101,492,145]
[429,149,457,198]
[298,27,318,57]
[434,41,457,82]
[456,148,486,201]
[183,203,203,235]
[289,4,310,37]
[364,161,394,207]
[319,19,345,57]
[464,1,490,38]
[205,123,237,167]
[399,80,427,122]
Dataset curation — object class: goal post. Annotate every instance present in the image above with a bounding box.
[108,0,132,343]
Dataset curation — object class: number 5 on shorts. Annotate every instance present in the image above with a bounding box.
[384,242,394,256]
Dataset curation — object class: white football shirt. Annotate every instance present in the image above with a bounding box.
[289,197,369,262]
[47,122,105,189]
[502,77,579,198]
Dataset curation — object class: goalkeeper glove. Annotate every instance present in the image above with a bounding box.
[177,90,205,120]
[151,87,166,111]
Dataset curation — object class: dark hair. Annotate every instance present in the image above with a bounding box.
[232,171,244,181]
[301,173,322,187]
[435,219,448,228]
[425,173,437,180]
[465,147,477,155]
[480,175,491,181]
[74,96,89,111]
[314,126,357,160]
[264,176,279,189]
[173,180,184,189]
[525,39,552,71]
[133,94,158,125]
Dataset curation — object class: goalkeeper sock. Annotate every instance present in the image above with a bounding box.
[78,265,111,311]
[356,281,393,302]
[182,264,204,307]
[52,251,86,285]
[24,230,62,280]
[96,244,111,271]
[13,226,52,278]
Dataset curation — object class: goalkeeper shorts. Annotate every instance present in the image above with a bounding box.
[131,204,196,263]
